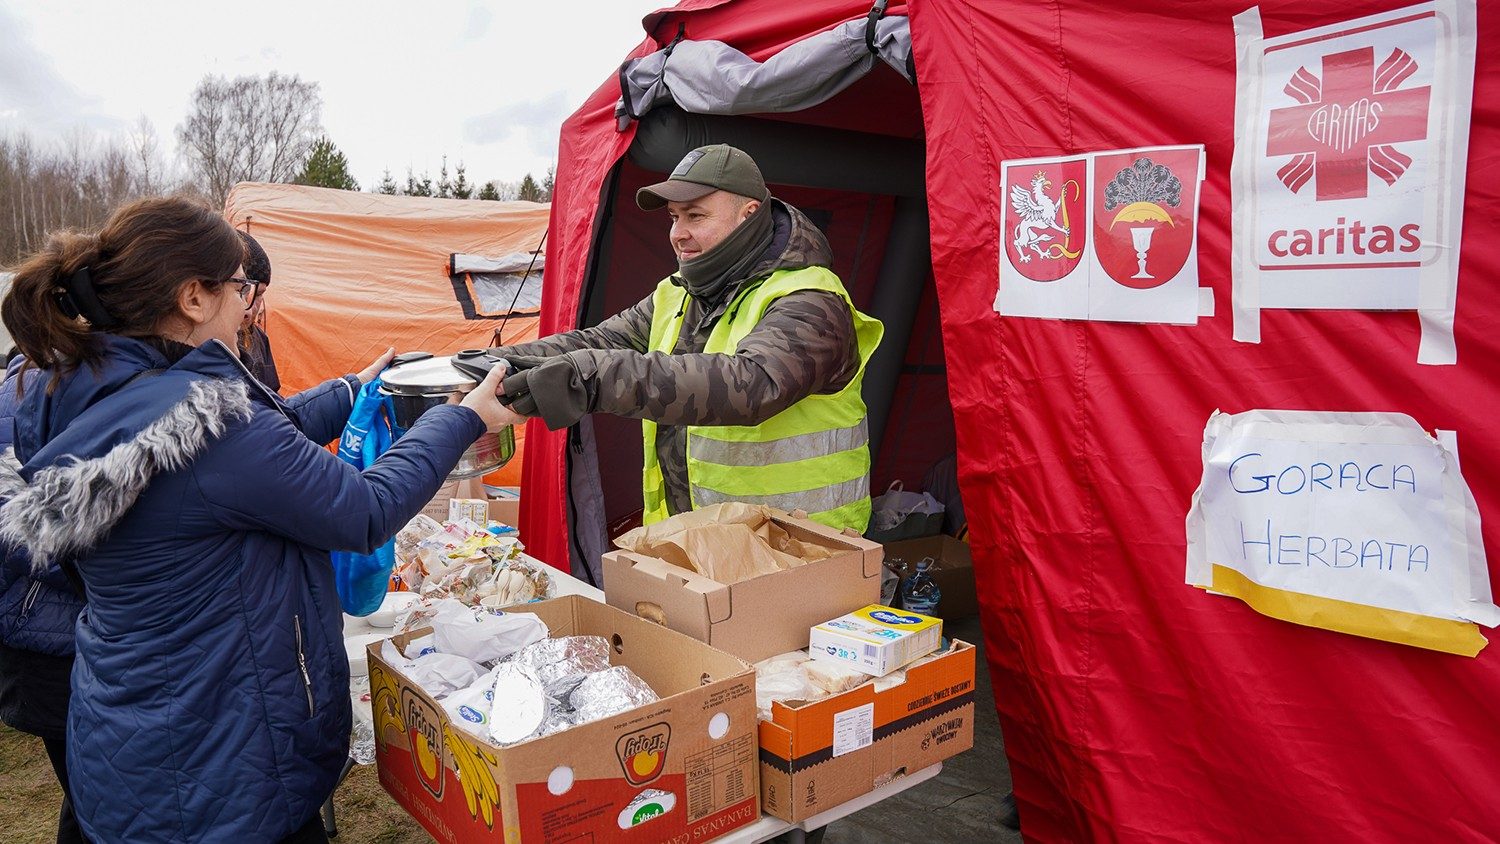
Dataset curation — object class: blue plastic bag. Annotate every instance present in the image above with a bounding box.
[331,377,399,616]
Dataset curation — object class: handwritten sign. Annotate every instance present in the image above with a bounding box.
[1186,409,1497,655]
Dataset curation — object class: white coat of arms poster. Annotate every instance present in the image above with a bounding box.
[995,145,1207,325]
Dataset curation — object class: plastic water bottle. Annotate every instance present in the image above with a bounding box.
[900,558,942,617]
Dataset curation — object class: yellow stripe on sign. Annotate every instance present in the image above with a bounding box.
[1208,565,1488,657]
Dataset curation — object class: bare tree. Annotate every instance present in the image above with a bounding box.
[0,131,155,266]
[130,115,165,195]
[176,72,323,206]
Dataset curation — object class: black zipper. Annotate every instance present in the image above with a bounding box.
[293,614,316,716]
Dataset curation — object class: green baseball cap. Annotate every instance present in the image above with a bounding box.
[636,144,769,210]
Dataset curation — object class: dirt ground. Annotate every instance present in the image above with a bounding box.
[0,726,423,843]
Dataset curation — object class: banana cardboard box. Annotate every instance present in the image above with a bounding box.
[758,641,976,823]
[369,595,760,843]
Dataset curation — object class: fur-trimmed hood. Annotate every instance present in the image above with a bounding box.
[0,379,252,568]
[0,338,259,570]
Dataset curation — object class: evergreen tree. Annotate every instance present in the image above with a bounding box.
[541,165,555,202]
[375,168,399,195]
[294,136,360,191]
[517,172,542,202]
[437,155,453,199]
[477,181,501,201]
[404,167,433,197]
[453,162,473,199]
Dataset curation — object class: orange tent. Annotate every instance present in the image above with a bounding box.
[223,183,548,486]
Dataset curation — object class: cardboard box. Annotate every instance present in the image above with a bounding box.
[449,498,489,524]
[758,641,977,822]
[422,479,463,522]
[370,595,760,843]
[883,535,977,620]
[487,493,520,529]
[603,513,883,663]
[810,605,943,677]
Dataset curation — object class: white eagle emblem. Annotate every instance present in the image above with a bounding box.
[1010,171,1071,262]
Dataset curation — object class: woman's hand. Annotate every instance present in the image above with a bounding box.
[357,347,396,384]
[459,363,527,433]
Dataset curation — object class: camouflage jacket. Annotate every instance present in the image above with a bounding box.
[494,200,859,517]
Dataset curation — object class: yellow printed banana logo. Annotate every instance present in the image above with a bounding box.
[616,723,671,786]
[369,664,405,752]
[444,723,502,829]
[401,689,446,798]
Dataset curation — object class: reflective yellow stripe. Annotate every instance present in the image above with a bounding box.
[689,420,869,466]
[692,475,870,516]
[640,267,881,533]
[688,450,866,497]
[1207,564,1488,657]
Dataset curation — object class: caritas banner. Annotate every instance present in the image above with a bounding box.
[1230,1,1478,364]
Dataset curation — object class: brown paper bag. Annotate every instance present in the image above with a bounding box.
[614,503,839,585]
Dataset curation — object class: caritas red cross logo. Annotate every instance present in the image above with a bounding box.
[1268,45,1431,201]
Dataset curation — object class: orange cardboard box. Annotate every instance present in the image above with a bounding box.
[370,595,760,843]
[603,512,883,663]
[757,641,977,823]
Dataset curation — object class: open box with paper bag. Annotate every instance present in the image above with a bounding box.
[757,641,977,823]
[602,504,883,663]
[369,595,760,843]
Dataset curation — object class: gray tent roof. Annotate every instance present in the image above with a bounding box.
[617,15,913,128]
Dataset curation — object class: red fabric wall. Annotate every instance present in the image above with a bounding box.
[533,0,1500,839]
[912,0,1500,840]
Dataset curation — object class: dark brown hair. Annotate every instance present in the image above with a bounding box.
[1,196,245,373]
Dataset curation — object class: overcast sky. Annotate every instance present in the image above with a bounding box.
[0,0,666,189]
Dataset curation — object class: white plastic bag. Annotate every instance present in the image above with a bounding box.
[396,596,475,634]
[869,481,946,533]
[443,668,499,738]
[432,610,549,664]
[404,652,486,699]
[805,658,868,694]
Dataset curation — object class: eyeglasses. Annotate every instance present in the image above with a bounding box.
[227,276,260,309]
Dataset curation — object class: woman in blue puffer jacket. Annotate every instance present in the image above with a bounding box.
[0,354,91,843]
[0,197,523,843]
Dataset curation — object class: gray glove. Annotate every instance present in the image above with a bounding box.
[501,355,589,430]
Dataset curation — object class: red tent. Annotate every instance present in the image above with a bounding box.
[522,1,1500,839]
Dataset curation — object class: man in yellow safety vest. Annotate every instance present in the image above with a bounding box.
[492,144,883,532]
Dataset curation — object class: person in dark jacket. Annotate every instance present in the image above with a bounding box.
[0,196,520,843]
[490,144,881,532]
[237,230,280,392]
[0,355,88,844]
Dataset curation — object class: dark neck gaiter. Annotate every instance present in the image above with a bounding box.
[676,199,776,303]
